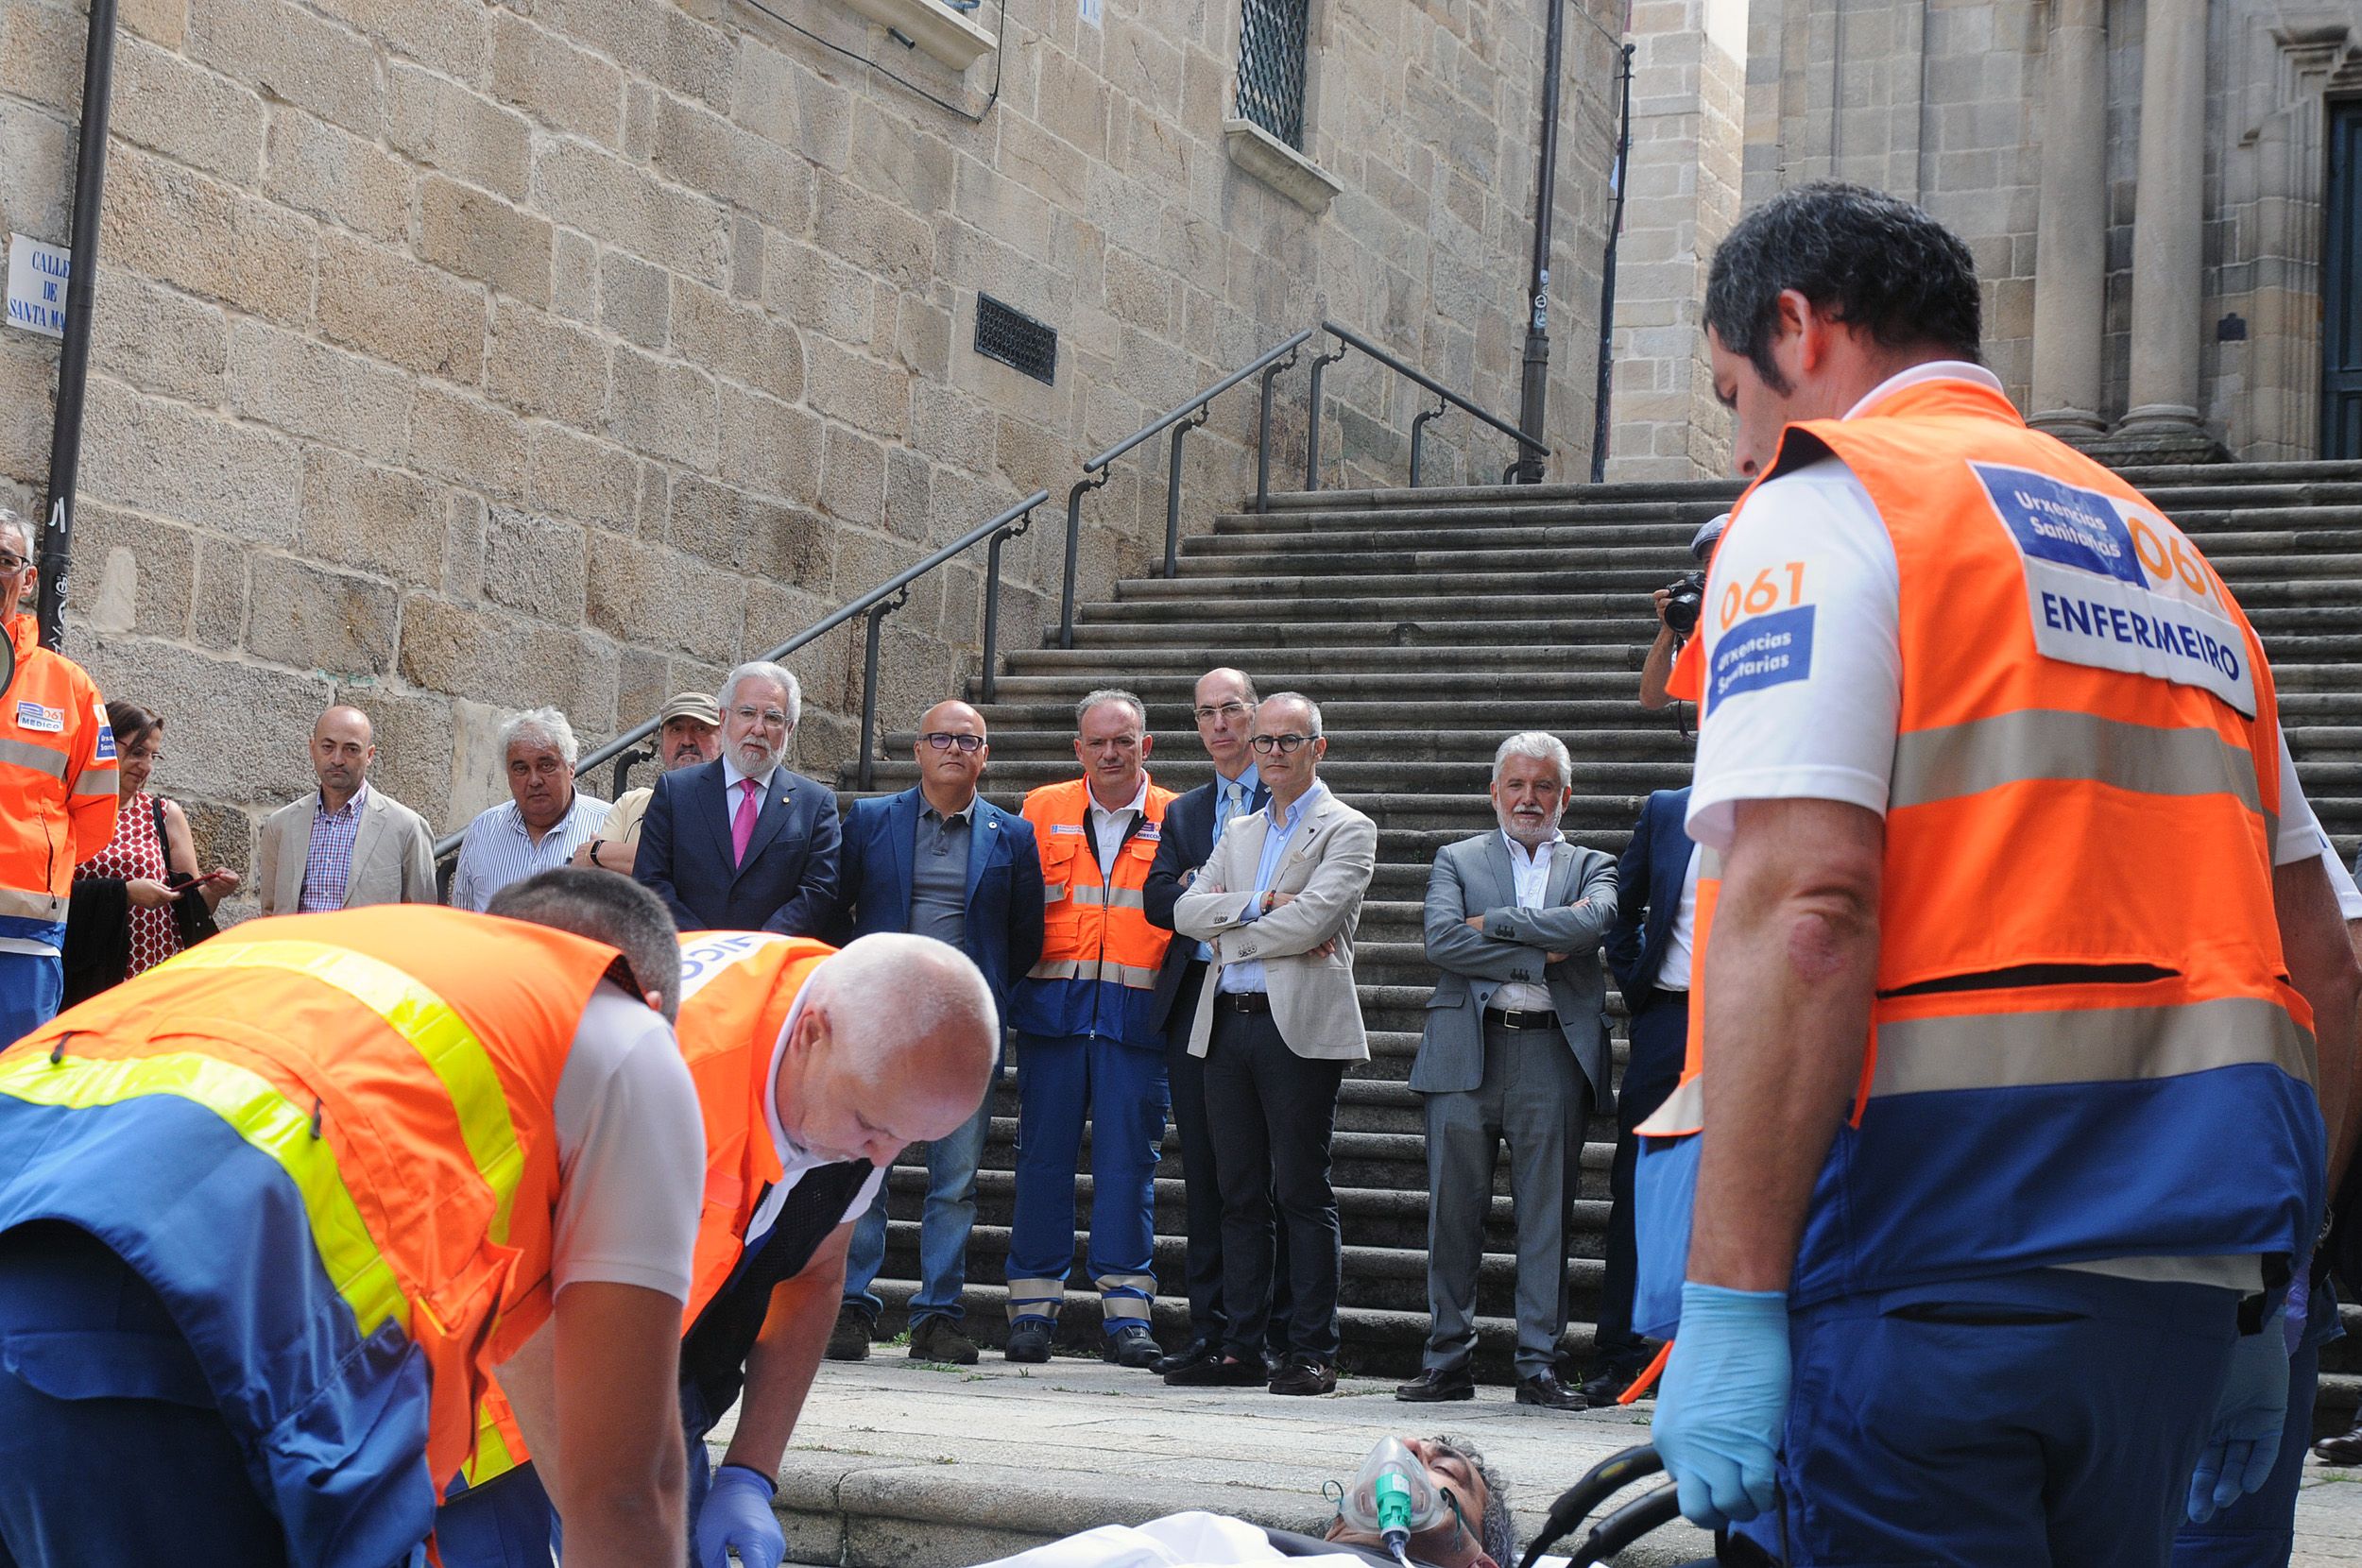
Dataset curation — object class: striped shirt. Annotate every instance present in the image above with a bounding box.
[298,784,368,913]
[450,791,609,912]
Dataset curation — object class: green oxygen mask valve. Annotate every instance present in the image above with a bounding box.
[1339,1437,1445,1567]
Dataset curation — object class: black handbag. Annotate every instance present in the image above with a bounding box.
[154,796,221,949]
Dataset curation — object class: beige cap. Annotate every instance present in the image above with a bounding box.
[656,690,722,726]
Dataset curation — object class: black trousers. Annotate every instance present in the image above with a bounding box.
[1591,988,1686,1370]
[1165,963,1288,1350]
[1203,1001,1346,1362]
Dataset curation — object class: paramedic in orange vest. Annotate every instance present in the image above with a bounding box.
[435,925,999,1568]
[1005,688,1178,1366]
[0,507,118,1045]
[1638,182,2362,1567]
[0,868,707,1568]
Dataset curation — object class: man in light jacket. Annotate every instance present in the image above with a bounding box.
[255,705,436,914]
[1172,692,1376,1396]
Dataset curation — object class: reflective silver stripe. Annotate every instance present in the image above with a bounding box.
[1101,886,1146,912]
[1635,1075,1703,1136]
[71,768,117,797]
[1095,961,1159,989]
[1029,958,1084,981]
[1070,884,1109,907]
[1871,994,2314,1099]
[1890,710,2260,813]
[0,736,67,780]
[1043,882,1070,903]
[1005,1278,1066,1322]
[1098,1296,1154,1321]
[0,885,65,922]
[1699,847,1721,879]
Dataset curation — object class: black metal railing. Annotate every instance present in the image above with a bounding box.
[431,487,1051,870]
[1056,328,1314,649]
[1306,319,1548,492]
[1235,0,1309,148]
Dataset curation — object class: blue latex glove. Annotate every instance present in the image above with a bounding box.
[2187,1306,2290,1524]
[1650,1283,1789,1528]
[695,1463,785,1568]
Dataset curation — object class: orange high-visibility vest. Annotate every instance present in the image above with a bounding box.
[1011,775,1176,1047]
[0,905,626,1567]
[1632,376,2322,1331]
[463,929,840,1489]
[0,611,117,945]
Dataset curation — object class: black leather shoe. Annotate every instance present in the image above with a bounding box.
[1395,1365,1475,1403]
[1269,1355,1339,1396]
[1104,1323,1163,1369]
[1152,1338,1220,1377]
[825,1304,873,1362]
[1515,1371,1589,1410]
[1003,1321,1053,1363]
[1577,1363,1651,1405]
[2314,1421,2362,1465]
[1164,1354,1268,1388]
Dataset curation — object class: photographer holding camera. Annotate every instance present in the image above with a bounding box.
[1636,515,1727,712]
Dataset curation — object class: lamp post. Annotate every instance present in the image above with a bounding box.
[1513,0,1567,485]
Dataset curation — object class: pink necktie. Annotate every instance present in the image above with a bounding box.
[731,778,761,865]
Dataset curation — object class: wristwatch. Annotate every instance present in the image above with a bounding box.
[588,841,608,870]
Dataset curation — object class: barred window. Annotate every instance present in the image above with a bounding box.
[1235,0,1309,150]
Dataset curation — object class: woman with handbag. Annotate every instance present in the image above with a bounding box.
[61,701,240,1005]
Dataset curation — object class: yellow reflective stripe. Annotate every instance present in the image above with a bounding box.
[1871,995,2314,1098]
[0,1048,407,1336]
[461,1402,522,1487]
[158,941,527,1244]
[0,736,66,779]
[71,767,118,797]
[1890,710,2261,812]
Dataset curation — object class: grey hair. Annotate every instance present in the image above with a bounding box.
[1258,691,1322,738]
[805,934,999,1115]
[500,706,580,767]
[1429,1434,1515,1568]
[487,866,684,1021]
[1074,688,1147,734]
[1493,730,1572,790]
[0,507,27,558]
[721,661,802,729]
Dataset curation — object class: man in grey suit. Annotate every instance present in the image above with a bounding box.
[1172,693,1376,1396]
[1400,732,1616,1410]
[254,705,437,914]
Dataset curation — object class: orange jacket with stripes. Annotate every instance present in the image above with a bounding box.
[1010,775,1176,1047]
[0,611,116,946]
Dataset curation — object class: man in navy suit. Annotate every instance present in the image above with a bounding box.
[1585,784,1699,1401]
[826,700,1043,1366]
[1142,667,1290,1379]
[637,660,841,936]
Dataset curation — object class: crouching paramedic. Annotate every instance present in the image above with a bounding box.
[0,868,706,1568]
[1636,181,2361,1568]
[438,925,1000,1568]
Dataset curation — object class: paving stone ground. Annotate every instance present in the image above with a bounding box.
[722,1355,2362,1565]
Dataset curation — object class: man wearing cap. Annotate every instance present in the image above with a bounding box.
[575,691,724,878]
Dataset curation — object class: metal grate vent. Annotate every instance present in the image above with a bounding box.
[975,294,1058,384]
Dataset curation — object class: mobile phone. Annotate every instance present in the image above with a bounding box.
[184,870,232,888]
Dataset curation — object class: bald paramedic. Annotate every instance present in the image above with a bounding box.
[0,505,117,1044]
[1639,182,2362,1568]
[438,925,999,1568]
[0,868,707,1568]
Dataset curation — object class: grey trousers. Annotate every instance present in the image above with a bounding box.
[1419,1017,1589,1379]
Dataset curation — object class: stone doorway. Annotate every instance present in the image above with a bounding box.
[2328,98,2362,458]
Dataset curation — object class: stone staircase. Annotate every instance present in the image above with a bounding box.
[838,460,2362,1430]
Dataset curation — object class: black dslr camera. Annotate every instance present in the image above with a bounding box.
[1661,570,1707,638]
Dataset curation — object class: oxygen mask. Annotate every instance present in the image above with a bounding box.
[1337,1437,1447,1567]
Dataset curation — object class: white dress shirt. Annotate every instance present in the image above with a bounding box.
[1087,775,1150,875]
[1494,830,1559,1014]
[1654,845,1703,992]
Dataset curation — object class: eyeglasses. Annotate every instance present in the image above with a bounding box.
[921,732,985,753]
[731,705,791,730]
[1248,733,1318,754]
[1192,701,1251,723]
[0,552,26,574]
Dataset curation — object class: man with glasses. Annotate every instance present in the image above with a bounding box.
[1005,690,1177,1366]
[0,507,116,1043]
[1143,667,1289,1380]
[637,659,841,936]
[826,700,1044,1365]
[1173,694,1376,1395]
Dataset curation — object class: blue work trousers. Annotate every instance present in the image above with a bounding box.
[0,949,61,1048]
[1005,1031,1168,1328]
[841,1067,995,1326]
[0,1221,426,1568]
[1750,1268,2240,1568]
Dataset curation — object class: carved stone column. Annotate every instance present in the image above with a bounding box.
[2115,0,2219,457]
[2028,0,2108,436]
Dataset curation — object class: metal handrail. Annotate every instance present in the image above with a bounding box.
[432,488,1052,864]
[1057,327,1315,648]
[1305,318,1547,492]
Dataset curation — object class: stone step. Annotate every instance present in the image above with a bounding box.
[1105,565,2362,605]
[1155,543,2362,584]
[885,725,1705,761]
[999,643,1653,674]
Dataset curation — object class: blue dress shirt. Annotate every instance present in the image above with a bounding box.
[1219,779,1326,995]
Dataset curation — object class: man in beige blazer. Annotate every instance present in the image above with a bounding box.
[254,706,437,914]
[1172,692,1375,1396]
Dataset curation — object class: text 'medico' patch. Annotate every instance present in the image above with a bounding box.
[1972,462,2256,718]
[1710,604,1816,705]
[14,700,62,733]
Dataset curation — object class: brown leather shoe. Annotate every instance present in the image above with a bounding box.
[825,1304,873,1362]
[2313,1421,2362,1466]
[1268,1355,1339,1396]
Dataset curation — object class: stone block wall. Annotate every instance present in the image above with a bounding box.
[0,0,1622,904]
